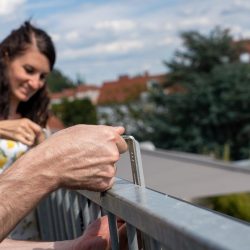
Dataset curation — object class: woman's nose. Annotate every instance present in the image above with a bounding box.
[28,75,42,90]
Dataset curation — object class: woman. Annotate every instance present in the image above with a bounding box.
[0,20,55,239]
[0,21,55,174]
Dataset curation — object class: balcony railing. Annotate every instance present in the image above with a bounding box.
[36,177,250,250]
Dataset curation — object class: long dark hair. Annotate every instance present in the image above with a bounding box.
[0,21,56,126]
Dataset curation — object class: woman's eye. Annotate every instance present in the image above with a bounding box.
[24,66,34,74]
[40,74,47,82]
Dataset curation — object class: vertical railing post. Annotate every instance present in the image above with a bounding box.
[126,223,139,250]
[107,212,119,250]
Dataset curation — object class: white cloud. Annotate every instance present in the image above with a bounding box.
[60,39,144,60]
[158,36,180,46]
[179,17,211,28]
[0,0,26,16]
[2,0,250,84]
[233,0,250,9]
[94,20,136,32]
[65,31,80,43]
[50,33,61,43]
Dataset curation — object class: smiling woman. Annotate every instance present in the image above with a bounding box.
[7,46,50,104]
[0,21,55,126]
[0,20,56,240]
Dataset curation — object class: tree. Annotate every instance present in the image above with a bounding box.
[47,68,75,92]
[198,193,250,223]
[140,27,250,160]
[52,98,98,126]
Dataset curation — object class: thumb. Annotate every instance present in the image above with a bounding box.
[113,126,125,135]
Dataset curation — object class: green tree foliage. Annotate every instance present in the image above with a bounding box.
[140,27,250,160]
[47,68,75,92]
[199,193,250,223]
[52,98,97,126]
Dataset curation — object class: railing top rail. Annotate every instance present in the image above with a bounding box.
[77,178,250,250]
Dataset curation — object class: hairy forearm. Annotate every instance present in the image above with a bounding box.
[0,239,74,250]
[0,148,57,241]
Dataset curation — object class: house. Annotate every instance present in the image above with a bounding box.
[97,71,166,105]
[234,39,250,63]
[50,85,100,105]
[96,71,167,129]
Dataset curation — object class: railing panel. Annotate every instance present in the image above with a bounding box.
[36,195,55,240]
[37,177,250,250]
[69,192,82,237]
[126,222,139,250]
[78,195,90,230]
[77,178,250,250]
[107,212,120,250]
[54,189,67,240]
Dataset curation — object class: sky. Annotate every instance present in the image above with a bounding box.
[1,0,250,86]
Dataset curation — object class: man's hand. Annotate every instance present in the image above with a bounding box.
[21,124,128,192]
[0,118,42,146]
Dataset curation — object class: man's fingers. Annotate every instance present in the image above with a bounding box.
[113,126,125,135]
[112,127,128,154]
[116,136,128,154]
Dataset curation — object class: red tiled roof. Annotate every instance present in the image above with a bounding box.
[76,85,99,92]
[234,39,250,54]
[98,73,166,105]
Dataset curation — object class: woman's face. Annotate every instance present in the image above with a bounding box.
[7,46,50,103]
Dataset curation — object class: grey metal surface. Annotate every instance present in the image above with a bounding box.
[107,212,119,250]
[63,190,75,239]
[123,135,145,187]
[55,189,67,240]
[37,196,55,240]
[78,178,250,250]
[142,234,162,250]
[70,192,82,237]
[117,148,250,200]
[50,192,61,240]
[78,195,90,230]
[126,223,139,250]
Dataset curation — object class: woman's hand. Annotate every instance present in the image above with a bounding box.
[0,118,42,146]
[36,128,50,144]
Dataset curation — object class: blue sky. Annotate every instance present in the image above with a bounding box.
[1,0,250,85]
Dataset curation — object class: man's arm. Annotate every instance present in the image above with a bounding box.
[0,153,56,241]
[0,125,127,241]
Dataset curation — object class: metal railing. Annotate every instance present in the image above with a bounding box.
[36,177,250,250]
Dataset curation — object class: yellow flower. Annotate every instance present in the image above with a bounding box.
[0,150,7,168]
[7,140,16,149]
